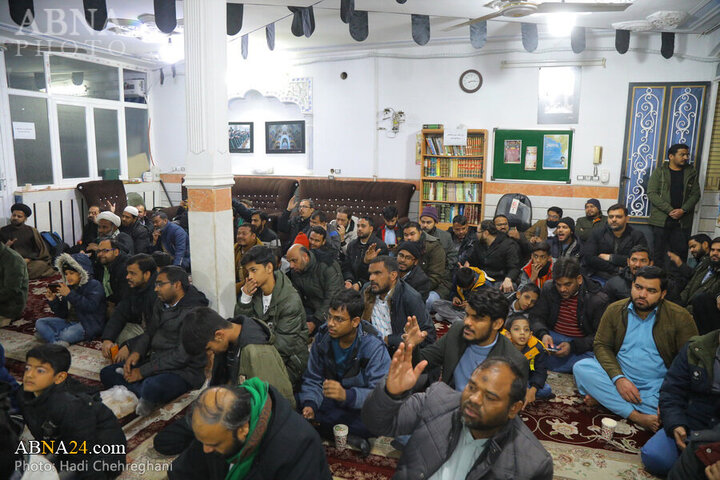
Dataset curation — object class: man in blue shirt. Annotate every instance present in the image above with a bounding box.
[152,212,190,270]
[573,266,698,430]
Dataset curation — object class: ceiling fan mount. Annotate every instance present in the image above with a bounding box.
[500,3,539,18]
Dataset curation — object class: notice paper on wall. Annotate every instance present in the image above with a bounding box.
[444,128,467,146]
[13,122,36,140]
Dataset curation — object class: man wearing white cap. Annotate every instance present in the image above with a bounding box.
[96,211,134,255]
[121,206,152,254]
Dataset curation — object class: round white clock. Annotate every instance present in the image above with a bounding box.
[459,69,483,93]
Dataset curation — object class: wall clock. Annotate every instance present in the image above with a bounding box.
[459,69,483,93]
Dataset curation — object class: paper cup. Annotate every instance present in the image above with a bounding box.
[333,424,349,449]
[601,417,617,441]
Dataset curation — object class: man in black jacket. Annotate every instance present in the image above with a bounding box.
[100,266,209,416]
[449,214,477,265]
[404,288,529,390]
[495,214,532,265]
[250,210,280,249]
[343,216,388,290]
[120,206,152,254]
[69,204,100,253]
[603,245,653,303]
[169,383,332,480]
[95,239,129,309]
[278,197,314,253]
[583,203,648,281]
[467,220,521,293]
[530,257,609,373]
[396,241,432,301]
[100,254,158,359]
[361,256,435,353]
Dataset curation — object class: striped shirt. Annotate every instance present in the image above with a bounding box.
[553,296,584,337]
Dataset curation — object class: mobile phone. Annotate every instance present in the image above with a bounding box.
[546,345,560,352]
[48,283,60,292]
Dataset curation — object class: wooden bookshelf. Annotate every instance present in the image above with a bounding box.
[420,128,487,228]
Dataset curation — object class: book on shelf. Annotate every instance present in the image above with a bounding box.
[423,202,482,224]
[423,157,483,179]
[423,124,444,129]
[422,181,482,202]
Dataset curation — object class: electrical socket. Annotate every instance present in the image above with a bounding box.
[330,168,342,174]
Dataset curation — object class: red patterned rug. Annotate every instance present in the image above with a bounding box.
[326,446,398,479]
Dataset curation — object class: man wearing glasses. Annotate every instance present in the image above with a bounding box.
[279,197,315,253]
[299,289,391,454]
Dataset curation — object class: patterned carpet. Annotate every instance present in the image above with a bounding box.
[1,277,659,480]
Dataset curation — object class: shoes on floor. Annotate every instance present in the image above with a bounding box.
[390,438,406,452]
[347,434,371,458]
[135,399,158,417]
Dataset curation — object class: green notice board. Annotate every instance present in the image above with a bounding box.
[492,128,573,183]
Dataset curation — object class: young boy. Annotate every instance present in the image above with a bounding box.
[502,314,552,407]
[433,266,490,324]
[18,344,126,478]
[508,282,541,317]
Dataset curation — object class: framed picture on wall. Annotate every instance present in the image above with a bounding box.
[265,120,305,154]
[229,122,253,153]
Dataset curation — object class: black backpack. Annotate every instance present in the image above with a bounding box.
[40,231,69,259]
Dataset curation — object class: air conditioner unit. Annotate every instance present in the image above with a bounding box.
[124,79,146,98]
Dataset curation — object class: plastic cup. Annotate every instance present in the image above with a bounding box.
[601,417,618,441]
[333,424,349,449]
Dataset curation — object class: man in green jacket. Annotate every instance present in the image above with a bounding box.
[679,237,720,329]
[0,241,29,326]
[647,144,701,268]
[575,198,607,242]
[573,266,698,431]
[235,245,309,388]
[286,244,343,334]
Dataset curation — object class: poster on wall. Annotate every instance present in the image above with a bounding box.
[542,134,570,170]
[503,139,522,164]
[265,120,306,154]
[229,122,253,153]
[525,146,537,171]
[538,66,581,124]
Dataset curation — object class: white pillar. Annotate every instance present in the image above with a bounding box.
[183,0,235,316]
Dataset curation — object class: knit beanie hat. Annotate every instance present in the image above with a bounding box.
[558,217,575,232]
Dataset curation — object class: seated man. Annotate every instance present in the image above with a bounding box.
[574,266,697,431]
[100,254,158,359]
[35,253,106,346]
[666,233,711,285]
[249,210,280,249]
[96,211,134,255]
[235,245,309,389]
[170,382,332,480]
[94,239,129,311]
[343,216,388,291]
[286,244,343,334]
[494,214,532,265]
[300,290,391,445]
[603,245,652,303]
[0,240,28,327]
[152,211,190,270]
[404,288,529,390]
[420,205,458,271]
[641,328,720,477]
[502,314,553,406]
[582,203,648,281]
[548,217,582,259]
[467,220,520,293]
[100,266,209,416]
[433,266,490,324]
[120,205,151,254]
[361,352,553,480]
[679,236,720,317]
[575,198,607,243]
[449,214,477,265]
[529,257,609,373]
[396,241,432,301]
[234,223,263,294]
[0,203,55,279]
[307,225,341,262]
[278,197,314,253]
[69,204,100,253]
[525,206,563,243]
[508,282,541,316]
[402,221,450,305]
[518,242,554,289]
[18,344,126,478]
[329,206,359,254]
[377,205,401,250]
[309,211,341,251]
[361,256,435,353]
[136,203,153,231]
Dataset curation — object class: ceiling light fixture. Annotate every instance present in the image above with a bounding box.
[158,36,184,64]
[547,12,576,37]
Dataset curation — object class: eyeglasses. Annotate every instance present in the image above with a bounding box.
[322,313,351,324]
[299,205,311,210]
[155,281,171,287]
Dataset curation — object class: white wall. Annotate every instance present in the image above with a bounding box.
[148,31,718,188]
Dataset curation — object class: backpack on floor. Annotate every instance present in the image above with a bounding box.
[237,343,296,409]
[40,231,69,260]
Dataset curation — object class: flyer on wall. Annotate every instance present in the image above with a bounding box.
[542,134,569,170]
[504,139,522,164]
[525,146,537,171]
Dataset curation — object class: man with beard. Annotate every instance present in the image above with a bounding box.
[69,204,100,253]
[449,215,477,265]
[396,241,432,301]
[575,199,607,243]
[604,245,653,303]
[152,211,190,270]
[343,216,388,291]
[548,217,582,259]
[0,203,55,279]
[466,220,520,293]
[95,239,129,314]
[136,203,153,231]
[361,256,434,354]
[420,205,458,271]
[120,206,151,254]
[583,203,647,281]
[495,214,532,265]
[518,242,554,289]
[573,266,697,431]
[234,223,263,295]
[329,206,359,254]
[361,351,552,480]
[530,257,609,373]
[377,205,401,250]
[95,211,134,255]
[404,288,529,391]
[525,206,563,244]
[249,210,280,249]
[667,233,711,283]
[679,237,720,333]
[402,222,450,307]
[170,381,332,480]
[278,197,314,253]
[286,244,343,334]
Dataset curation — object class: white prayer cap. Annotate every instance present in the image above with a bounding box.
[124,206,139,217]
[96,211,121,227]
